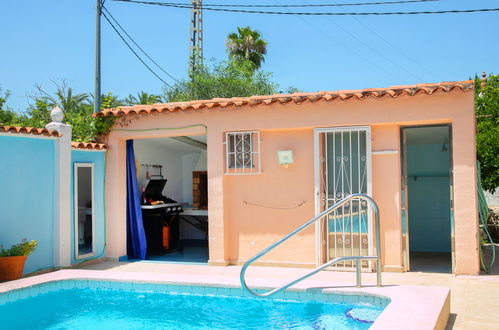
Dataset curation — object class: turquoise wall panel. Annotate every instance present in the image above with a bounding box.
[407,144,450,177]
[0,136,56,273]
[407,143,451,253]
[408,177,451,252]
[70,150,106,264]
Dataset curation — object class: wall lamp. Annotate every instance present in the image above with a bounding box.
[277,150,294,168]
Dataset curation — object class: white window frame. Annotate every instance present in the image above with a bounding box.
[73,163,96,260]
[224,131,261,175]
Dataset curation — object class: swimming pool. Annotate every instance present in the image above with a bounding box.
[0,280,388,329]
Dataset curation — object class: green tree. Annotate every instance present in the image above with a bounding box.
[0,88,9,110]
[102,93,122,109]
[34,83,89,114]
[226,26,267,70]
[54,87,89,113]
[125,91,162,105]
[0,88,21,125]
[64,92,119,142]
[22,98,52,128]
[475,74,499,193]
[285,86,301,94]
[165,59,278,102]
[0,82,117,141]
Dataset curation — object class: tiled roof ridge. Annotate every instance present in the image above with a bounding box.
[0,126,107,149]
[95,80,473,117]
[0,125,61,137]
[71,142,107,150]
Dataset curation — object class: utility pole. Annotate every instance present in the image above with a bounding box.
[94,0,102,114]
[189,0,203,74]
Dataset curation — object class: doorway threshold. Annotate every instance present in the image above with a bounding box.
[120,240,209,265]
[409,252,451,274]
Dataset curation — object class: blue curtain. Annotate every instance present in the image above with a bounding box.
[126,140,147,259]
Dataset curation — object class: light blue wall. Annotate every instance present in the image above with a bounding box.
[407,143,451,253]
[70,150,106,264]
[0,136,56,274]
[407,144,450,177]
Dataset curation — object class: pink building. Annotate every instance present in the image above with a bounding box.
[98,80,479,275]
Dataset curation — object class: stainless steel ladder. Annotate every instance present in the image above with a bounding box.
[240,193,382,297]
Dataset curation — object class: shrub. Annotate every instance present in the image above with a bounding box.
[0,239,38,257]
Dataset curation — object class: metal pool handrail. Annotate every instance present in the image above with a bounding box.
[240,193,382,298]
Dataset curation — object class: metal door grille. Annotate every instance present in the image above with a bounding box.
[318,127,372,269]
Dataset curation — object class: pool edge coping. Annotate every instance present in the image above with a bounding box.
[0,269,449,329]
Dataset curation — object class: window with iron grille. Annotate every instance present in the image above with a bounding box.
[225,131,261,175]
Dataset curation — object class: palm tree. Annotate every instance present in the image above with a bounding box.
[225,26,267,70]
[125,91,162,105]
[55,87,89,113]
[34,84,89,114]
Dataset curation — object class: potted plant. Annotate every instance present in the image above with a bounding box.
[0,239,37,281]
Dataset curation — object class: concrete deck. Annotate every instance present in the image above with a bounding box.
[77,260,499,329]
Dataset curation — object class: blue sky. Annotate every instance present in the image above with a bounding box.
[1,0,498,112]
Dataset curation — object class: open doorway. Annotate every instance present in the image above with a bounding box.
[74,163,94,259]
[401,125,453,273]
[132,135,208,263]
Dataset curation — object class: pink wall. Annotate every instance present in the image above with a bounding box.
[371,125,403,272]
[104,90,479,274]
[225,129,316,266]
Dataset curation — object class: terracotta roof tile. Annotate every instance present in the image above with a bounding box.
[71,142,107,150]
[0,125,61,137]
[95,80,473,118]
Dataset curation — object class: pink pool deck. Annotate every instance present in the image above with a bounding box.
[0,266,449,329]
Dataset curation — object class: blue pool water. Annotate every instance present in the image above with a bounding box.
[328,214,368,234]
[0,281,386,329]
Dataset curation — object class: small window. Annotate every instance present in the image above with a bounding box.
[225,131,261,175]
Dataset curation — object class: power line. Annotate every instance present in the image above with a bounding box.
[131,0,440,8]
[297,0,425,81]
[327,0,441,81]
[101,10,173,87]
[304,0,439,80]
[102,6,179,82]
[113,0,499,16]
[289,13,406,82]
[346,15,442,81]
[272,0,409,81]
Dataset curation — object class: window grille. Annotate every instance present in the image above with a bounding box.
[225,131,261,175]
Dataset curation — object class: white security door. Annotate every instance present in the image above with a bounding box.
[315,127,372,269]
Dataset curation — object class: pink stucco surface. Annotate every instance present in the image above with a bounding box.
[103,85,479,274]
